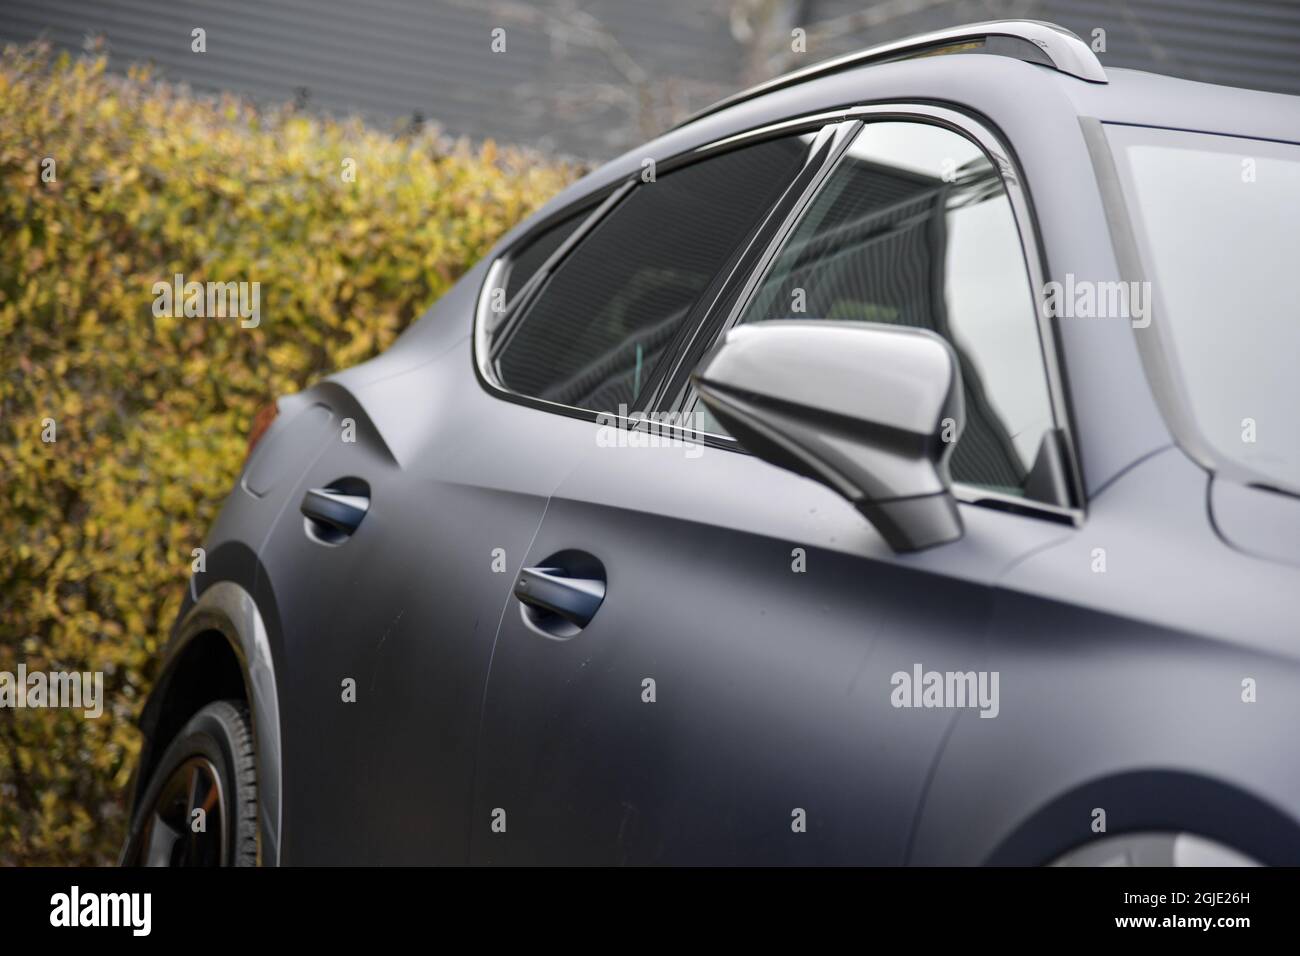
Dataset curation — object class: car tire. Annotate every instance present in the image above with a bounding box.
[131,700,259,866]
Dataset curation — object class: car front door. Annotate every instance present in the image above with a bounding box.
[470,112,1082,864]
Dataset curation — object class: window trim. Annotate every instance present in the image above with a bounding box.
[472,114,849,430]
[635,120,864,415]
[655,103,1086,525]
[470,102,1085,525]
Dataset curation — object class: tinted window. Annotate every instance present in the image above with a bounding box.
[494,135,810,412]
[503,211,583,304]
[696,121,1056,499]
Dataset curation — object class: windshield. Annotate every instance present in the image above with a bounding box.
[1106,123,1300,495]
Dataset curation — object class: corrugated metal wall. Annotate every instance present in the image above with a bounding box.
[1,0,1296,159]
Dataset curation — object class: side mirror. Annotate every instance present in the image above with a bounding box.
[692,321,965,552]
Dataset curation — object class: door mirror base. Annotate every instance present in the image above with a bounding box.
[857,493,962,552]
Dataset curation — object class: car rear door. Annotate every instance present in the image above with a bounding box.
[241,212,608,863]
[470,110,1082,864]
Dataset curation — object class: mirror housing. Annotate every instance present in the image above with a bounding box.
[692,321,966,552]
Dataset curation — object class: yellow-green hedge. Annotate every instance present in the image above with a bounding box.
[0,43,577,865]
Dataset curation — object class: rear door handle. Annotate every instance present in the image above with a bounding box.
[514,566,606,629]
[301,487,370,537]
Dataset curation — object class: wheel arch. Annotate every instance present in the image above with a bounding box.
[986,769,1300,866]
[125,580,283,865]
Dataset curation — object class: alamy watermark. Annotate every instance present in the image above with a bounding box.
[152,273,261,328]
[891,663,1000,718]
[596,404,706,459]
[0,664,103,718]
[1041,274,1151,329]
[50,886,150,936]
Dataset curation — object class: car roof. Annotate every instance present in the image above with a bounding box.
[1062,66,1300,144]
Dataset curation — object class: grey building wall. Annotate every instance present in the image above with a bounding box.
[1,0,1297,160]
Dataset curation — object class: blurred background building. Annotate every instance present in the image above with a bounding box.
[2,0,1297,160]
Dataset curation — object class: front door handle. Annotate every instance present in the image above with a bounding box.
[514,566,606,630]
[301,486,370,538]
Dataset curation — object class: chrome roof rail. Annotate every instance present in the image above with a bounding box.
[677,20,1107,128]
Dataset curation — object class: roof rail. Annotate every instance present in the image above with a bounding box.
[677,20,1107,128]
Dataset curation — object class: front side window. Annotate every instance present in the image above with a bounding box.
[693,120,1058,501]
[491,134,813,413]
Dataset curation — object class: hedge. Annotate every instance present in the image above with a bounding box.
[0,43,577,865]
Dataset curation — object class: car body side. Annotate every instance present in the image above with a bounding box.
[128,53,1300,865]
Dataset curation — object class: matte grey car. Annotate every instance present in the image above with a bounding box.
[123,20,1300,867]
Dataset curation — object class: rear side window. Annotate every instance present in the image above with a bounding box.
[503,212,583,305]
[493,134,810,412]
